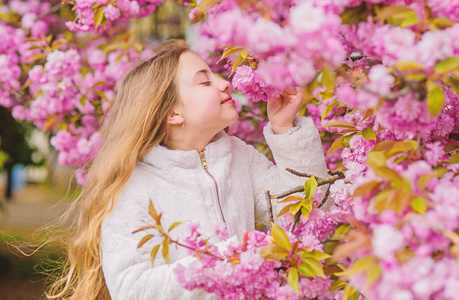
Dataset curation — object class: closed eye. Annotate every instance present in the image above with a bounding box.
[201,81,212,85]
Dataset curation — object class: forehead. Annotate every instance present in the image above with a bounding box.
[176,52,209,83]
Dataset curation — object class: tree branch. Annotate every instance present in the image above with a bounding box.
[318,183,331,209]
[271,173,344,200]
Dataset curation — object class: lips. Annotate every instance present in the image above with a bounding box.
[221,96,234,104]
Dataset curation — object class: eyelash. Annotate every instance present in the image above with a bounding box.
[201,81,212,85]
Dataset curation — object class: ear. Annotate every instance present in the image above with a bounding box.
[167,111,184,126]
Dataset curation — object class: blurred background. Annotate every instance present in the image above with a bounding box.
[0,0,190,298]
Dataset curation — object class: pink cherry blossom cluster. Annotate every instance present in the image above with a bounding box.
[0,0,142,184]
[335,159,459,299]
[66,0,163,32]
[191,0,346,101]
[174,0,459,297]
[175,222,331,300]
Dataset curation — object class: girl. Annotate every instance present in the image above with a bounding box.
[48,40,330,299]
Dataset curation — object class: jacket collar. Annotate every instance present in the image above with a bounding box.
[141,130,232,170]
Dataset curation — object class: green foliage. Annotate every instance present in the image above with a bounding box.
[427,83,444,117]
[434,57,459,74]
[133,199,182,266]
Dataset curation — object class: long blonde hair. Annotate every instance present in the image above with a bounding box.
[46,40,189,299]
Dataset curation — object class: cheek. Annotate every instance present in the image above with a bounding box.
[187,102,222,124]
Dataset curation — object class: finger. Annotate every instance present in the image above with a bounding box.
[280,92,292,103]
[284,86,297,95]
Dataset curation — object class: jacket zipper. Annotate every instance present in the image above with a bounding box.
[198,151,227,224]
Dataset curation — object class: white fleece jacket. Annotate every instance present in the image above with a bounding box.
[100,116,331,300]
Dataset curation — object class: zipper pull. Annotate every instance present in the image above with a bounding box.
[199,151,208,169]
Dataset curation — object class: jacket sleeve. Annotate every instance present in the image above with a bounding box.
[100,191,217,300]
[247,115,332,226]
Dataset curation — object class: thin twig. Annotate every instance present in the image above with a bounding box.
[318,183,331,209]
[328,169,344,176]
[317,174,344,186]
[173,240,224,261]
[271,174,344,200]
[285,168,314,177]
[272,185,304,199]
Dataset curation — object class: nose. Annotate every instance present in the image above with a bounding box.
[217,76,231,93]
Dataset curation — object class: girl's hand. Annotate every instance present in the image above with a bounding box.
[267,86,303,134]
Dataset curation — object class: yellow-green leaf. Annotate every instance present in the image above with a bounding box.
[240,49,247,59]
[92,81,108,87]
[434,57,459,74]
[340,4,366,25]
[229,56,244,77]
[366,264,382,285]
[217,46,243,64]
[94,7,104,30]
[342,134,354,148]
[137,234,153,249]
[329,279,347,292]
[321,67,336,91]
[444,145,459,153]
[321,102,337,122]
[387,141,415,156]
[298,264,314,277]
[168,222,182,232]
[260,243,289,261]
[149,199,158,219]
[271,222,292,251]
[327,136,344,156]
[324,263,344,276]
[28,53,47,62]
[428,84,444,117]
[151,244,160,266]
[376,4,412,22]
[349,291,361,300]
[353,180,382,198]
[322,121,357,129]
[342,284,357,300]
[302,250,331,261]
[373,166,403,184]
[80,94,87,107]
[277,196,303,203]
[394,61,424,71]
[406,73,426,81]
[411,197,427,214]
[275,204,295,219]
[301,198,313,211]
[301,206,311,220]
[304,175,318,199]
[162,238,170,264]
[290,202,302,216]
[418,173,436,190]
[302,257,325,278]
[367,151,387,169]
[362,126,376,141]
[340,256,376,276]
[288,268,300,294]
[450,152,459,164]
[372,141,396,152]
[432,17,455,30]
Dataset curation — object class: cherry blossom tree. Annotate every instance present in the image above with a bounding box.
[2,0,459,298]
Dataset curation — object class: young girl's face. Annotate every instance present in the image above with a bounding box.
[174,51,239,134]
